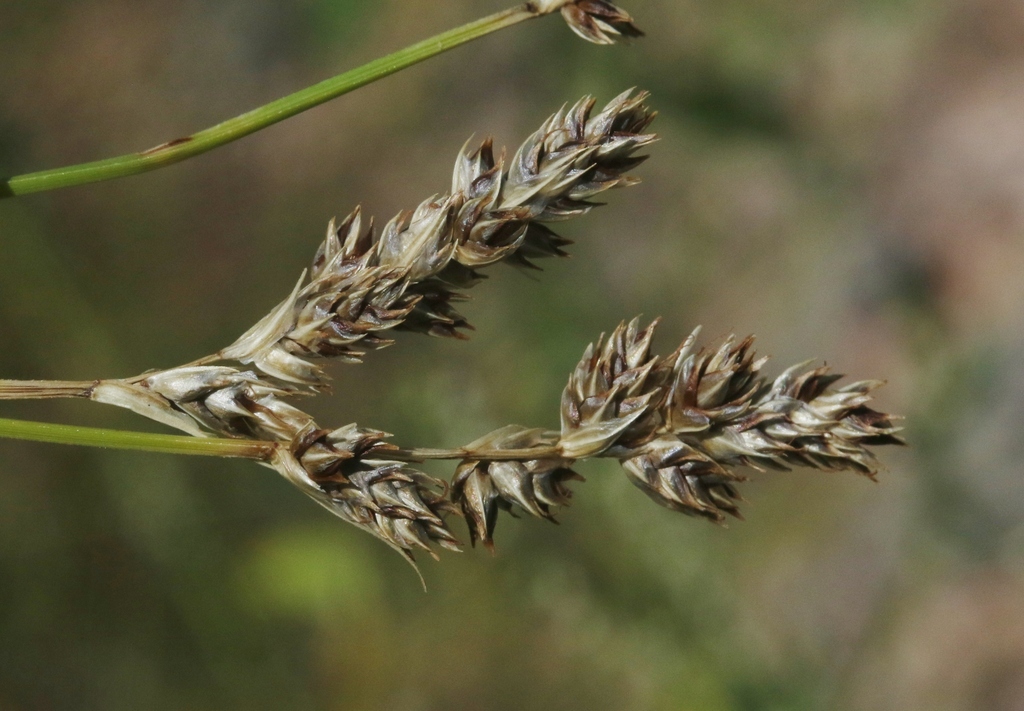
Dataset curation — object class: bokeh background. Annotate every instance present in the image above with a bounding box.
[2,0,1024,708]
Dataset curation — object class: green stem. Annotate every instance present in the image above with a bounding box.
[0,415,562,463]
[1,2,563,198]
[0,416,275,459]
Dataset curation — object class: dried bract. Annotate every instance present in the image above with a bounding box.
[561,0,644,45]
[142,366,313,440]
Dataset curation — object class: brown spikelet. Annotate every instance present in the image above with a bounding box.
[275,425,463,561]
[220,91,657,389]
[558,317,662,458]
[561,0,644,45]
[620,436,746,523]
[604,321,905,521]
[450,426,579,550]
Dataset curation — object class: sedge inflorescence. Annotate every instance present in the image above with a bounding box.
[0,2,903,570]
[69,90,902,565]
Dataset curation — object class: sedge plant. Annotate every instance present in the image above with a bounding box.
[0,1,903,575]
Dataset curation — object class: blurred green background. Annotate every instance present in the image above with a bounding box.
[3,0,1024,708]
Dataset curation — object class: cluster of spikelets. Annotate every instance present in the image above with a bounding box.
[67,85,903,566]
[453,319,903,549]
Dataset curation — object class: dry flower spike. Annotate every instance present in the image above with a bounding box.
[221,90,657,389]
[447,319,904,549]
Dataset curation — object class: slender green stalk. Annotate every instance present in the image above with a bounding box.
[0,415,557,462]
[0,2,565,198]
[0,416,274,458]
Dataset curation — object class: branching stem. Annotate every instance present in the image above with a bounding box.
[0,2,572,198]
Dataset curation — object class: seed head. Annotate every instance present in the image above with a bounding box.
[220,91,657,388]
[608,321,905,521]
